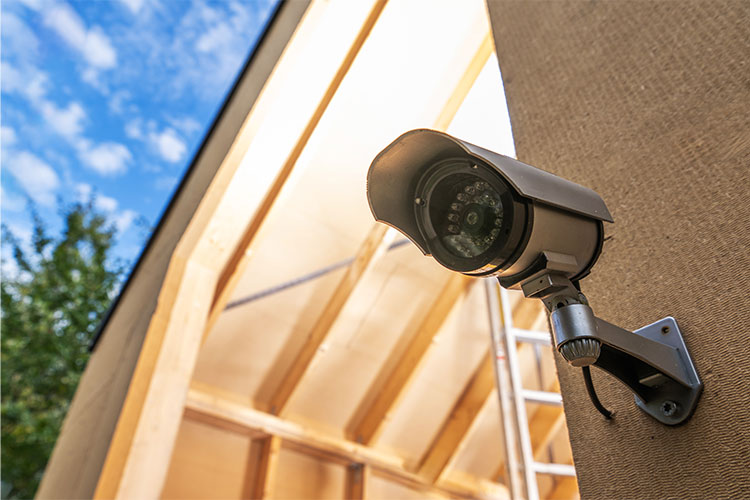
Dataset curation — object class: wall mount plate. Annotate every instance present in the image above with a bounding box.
[632,317,703,425]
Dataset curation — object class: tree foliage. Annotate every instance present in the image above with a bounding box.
[1,202,126,499]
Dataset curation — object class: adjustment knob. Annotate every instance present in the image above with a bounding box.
[560,338,601,367]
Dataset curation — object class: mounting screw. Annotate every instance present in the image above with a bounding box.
[661,400,678,417]
[414,197,425,206]
[661,326,670,334]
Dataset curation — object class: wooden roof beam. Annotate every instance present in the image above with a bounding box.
[266,30,495,419]
[417,351,495,483]
[267,223,393,414]
[201,0,389,342]
[184,385,506,500]
[350,274,473,444]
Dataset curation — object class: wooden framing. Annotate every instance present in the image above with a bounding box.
[248,437,282,499]
[350,275,472,444]
[259,29,492,418]
[202,0,389,341]
[344,463,370,500]
[39,0,580,497]
[417,351,495,482]
[90,2,387,498]
[184,385,506,499]
[34,3,312,498]
[267,224,393,414]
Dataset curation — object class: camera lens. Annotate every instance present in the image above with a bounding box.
[429,174,504,259]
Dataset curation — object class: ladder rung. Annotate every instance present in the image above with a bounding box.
[522,389,562,405]
[510,328,551,346]
[532,462,577,477]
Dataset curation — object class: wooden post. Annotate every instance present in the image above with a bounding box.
[245,437,282,499]
[345,463,370,500]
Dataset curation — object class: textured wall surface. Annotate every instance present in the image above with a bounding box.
[486,2,750,498]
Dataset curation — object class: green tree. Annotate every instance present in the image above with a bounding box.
[1,201,126,499]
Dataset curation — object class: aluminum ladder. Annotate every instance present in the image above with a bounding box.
[484,280,577,500]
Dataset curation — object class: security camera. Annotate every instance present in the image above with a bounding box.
[366,129,612,287]
[366,129,702,426]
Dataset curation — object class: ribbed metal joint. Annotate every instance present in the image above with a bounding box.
[560,338,601,367]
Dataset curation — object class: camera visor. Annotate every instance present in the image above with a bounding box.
[414,158,528,274]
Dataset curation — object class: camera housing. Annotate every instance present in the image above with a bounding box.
[366,129,702,426]
[366,129,613,287]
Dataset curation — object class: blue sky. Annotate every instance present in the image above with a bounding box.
[1,0,277,271]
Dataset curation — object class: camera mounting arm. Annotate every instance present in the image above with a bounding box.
[518,272,703,425]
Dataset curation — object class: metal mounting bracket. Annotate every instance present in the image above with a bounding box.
[628,316,702,424]
[519,271,703,426]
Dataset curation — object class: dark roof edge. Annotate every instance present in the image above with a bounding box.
[90,0,308,351]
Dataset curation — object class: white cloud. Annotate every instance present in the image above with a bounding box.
[125,118,143,140]
[1,126,18,147]
[84,28,117,69]
[81,67,109,94]
[167,116,201,136]
[23,68,50,103]
[75,182,92,202]
[74,183,119,212]
[95,194,119,212]
[195,22,233,54]
[40,100,86,139]
[113,209,137,233]
[108,90,130,114]
[42,2,117,69]
[5,151,60,206]
[1,186,26,212]
[2,12,40,58]
[17,0,43,11]
[150,128,186,163]
[77,141,132,176]
[118,0,145,14]
[1,62,26,95]
[0,62,50,102]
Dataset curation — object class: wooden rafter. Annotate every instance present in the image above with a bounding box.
[418,350,495,482]
[184,385,506,499]
[267,224,393,414]
[433,32,494,131]
[201,0,389,342]
[261,29,493,423]
[350,274,472,444]
[88,3,391,497]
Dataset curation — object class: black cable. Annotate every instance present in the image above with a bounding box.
[582,366,613,419]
